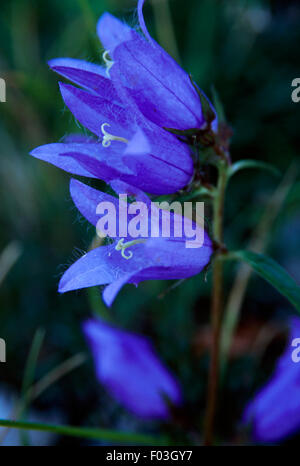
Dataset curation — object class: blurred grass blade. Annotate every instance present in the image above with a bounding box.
[151,0,181,63]
[0,241,22,286]
[228,160,280,178]
[0,352,87,445]
[220,163,298,381]
[211,86,226,123]
[30,352,87,401]
[19,328,45,445]
[0,419,166,445]
[230,250,300,313]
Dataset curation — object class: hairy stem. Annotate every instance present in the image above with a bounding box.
[203,162,227,445]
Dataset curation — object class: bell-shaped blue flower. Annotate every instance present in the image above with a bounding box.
[83,318,182,419]
[30,78,193,195]
[97,0,215,132]
[58,179,213,306]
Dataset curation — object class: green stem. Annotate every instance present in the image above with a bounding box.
[0,419,166,445]
[203,162,227,446]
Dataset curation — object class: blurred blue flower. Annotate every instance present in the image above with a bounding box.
[83,318,181,419]
[243,317,300,443]
[59,179,212,306]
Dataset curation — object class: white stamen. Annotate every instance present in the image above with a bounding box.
[115,238,145,260]
[100,123,129,148]
[102,50,114,77]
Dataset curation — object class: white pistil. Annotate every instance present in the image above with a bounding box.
[115,238,145,260]
[102,50,114,77]
[100,123,129,148]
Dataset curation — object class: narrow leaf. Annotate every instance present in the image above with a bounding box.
[231,250,300,313]
[211,86,226,123]
[0,419,166,445]
[229,160,280,178]
[189,76,216,124]
[19,328,45,445]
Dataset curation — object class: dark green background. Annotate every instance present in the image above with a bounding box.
[0,0,299,445]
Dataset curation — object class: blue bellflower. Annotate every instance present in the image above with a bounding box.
[59,179,213,307]
[83,318,181,419]
[98,0,216,132]
[243,317,300,443]
[30,0,212,195]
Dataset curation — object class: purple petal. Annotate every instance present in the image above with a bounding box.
[59,82,131,138]
[243,317,300,443]
[121,126,193,194]
[59,238,212,303]
[110,179,151,206]
[124,128,150,156]
[70,178,122,228]
[111,37,204,130]
[30,142,131,181]
[58,83,194,194]
[48,58,116,99]
[137,0,151,41]
[132,238,212,283]
[58,245,117,293]
[103,271,141,307]
[97,12,136,53]
[83,318,181,418]
[65,146,133,181]
[63,180,212,302]
[30,143,96,178]
[58,243,147,294]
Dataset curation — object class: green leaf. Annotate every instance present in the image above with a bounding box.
[189,76,216,125]
[230,250,300,313]
[0,419,167,445]
[211,86,226,123]
[228,160,281,178]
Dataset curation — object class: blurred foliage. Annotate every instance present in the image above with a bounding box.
[0,0,299,445]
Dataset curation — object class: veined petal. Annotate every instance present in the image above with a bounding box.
[30,143,96,178]
[132,238,212,283]
[70,178,123,228]
[59,82,194,193]
[48,58,116,99]
[58,242,151,294]
[30,142,131,181]
[65,146,134,181]
[69,179,148,240]
[139,124,193,175]
[59,236,212,301]
[110,179,151,206]
[123,154,192,194]
[97,12,136,53]
[64,180,213,303]
[57,84,193,193]
[59,82,131,138]
[121,125,193,194]
[59,245,117,293]
[111,37,204,130]
[103,271,142,307]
